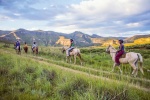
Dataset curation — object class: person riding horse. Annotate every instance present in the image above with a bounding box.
[24,42,28,53]
[32,42,37,51]
[115,39,125,66]
[15,40,21,54]
[67,39,74,56]
[15,40,20,50]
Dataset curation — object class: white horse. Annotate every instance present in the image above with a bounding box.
[106,45,144,77]
[62,46,83,65]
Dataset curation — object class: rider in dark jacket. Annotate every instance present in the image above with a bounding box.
[67,39,74,56]
[115,39,125,65]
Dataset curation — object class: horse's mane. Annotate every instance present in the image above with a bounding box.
[109,45,117,51]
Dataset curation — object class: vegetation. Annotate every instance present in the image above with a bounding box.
[0,42,150,99]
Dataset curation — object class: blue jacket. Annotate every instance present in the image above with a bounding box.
[16,41,20,47]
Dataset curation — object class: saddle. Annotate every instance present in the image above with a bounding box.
[120,52,126,58]
[69,48,74,52]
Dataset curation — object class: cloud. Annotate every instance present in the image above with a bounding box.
[0,0,150,36]
[47,0,150,35]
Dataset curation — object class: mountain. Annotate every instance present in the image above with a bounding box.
[91,34,102,38]
[0,29,149,47]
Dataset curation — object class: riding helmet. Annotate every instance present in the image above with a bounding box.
[119,39,123,43]
[70,39,73,41]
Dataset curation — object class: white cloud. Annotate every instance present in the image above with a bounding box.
[71,0,150,18]
[49,0,150,35]
[14,13,21,16]
[126,22,141,28]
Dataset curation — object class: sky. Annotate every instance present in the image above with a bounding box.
[0,0,150,37]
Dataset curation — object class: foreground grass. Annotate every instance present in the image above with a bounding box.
[0,42,150,89]
[0,49,150,100]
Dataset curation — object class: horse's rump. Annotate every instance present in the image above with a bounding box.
[24,46,28,53]
[32,47,38,54]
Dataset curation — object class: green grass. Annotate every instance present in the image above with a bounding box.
[0,42,150,99]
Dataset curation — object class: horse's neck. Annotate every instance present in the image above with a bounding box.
[64,47,69,50]
[110,48,117,59]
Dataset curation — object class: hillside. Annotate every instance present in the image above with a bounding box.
[134,37,150,44]
[0,29,149,47]
[125,34,150,43]
[0,43,150,99]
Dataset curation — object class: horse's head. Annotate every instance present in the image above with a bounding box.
[106,45,111,54]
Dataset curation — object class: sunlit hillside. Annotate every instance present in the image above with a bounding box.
[102,39,118,46]
[134,37,150,44]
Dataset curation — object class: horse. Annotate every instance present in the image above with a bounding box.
[23,46,28,53]
[62,46,83,65]
[32,47,38,55]
[106,45,144,77]
[14,43,21,55]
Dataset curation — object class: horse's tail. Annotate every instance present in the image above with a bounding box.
[137,53,144,75]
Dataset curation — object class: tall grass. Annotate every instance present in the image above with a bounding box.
[0,49,150,99]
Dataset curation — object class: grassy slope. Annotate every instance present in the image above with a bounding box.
[0,42,150,100]
[0,49,150,100]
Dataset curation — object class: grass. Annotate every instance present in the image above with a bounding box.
[0,42,150,99]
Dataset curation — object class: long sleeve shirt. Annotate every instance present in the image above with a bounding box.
[16,42,20,47]
[118,44,124,52]
[70,41,74,48]
[32,44,37,48]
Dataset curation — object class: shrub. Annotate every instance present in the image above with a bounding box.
[0,68,9,76]
[42,69,57,85]
[24,66,36,74]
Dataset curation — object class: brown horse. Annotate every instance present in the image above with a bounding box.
[32,47,38,55]
[24,46,28,53]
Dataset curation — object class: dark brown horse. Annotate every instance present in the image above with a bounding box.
[24,46,28,53]
[32,47,38,55]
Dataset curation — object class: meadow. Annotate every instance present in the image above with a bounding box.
[0,42,150,100]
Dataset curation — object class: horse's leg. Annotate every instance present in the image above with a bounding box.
[112,63,116,72]
[74,55,76,64]
[70,56,72,63]
[66,56,68,63]
[130,63,137,77]
[118,66,122,74]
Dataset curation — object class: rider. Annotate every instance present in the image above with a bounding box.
[15,40,20,49]
[32,42,37,51]
[67,39,74,56]
[24,42,28,47]
[115,39,125,66]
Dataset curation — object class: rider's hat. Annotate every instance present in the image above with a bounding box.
[119,39,123,43]
[70,39,73,41]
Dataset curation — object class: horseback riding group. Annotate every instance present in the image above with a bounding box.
[14,38,144,77]
[14,40,38,55]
